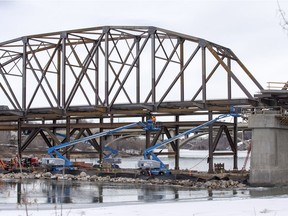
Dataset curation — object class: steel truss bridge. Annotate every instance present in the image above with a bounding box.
[0,26,264,172]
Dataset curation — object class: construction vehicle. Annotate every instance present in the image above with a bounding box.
[0,156,40,172]
[42,120,158,171]
[41,157,65,171]
[138,112,241,176]
[48,133,121,170]
[101,146,121,168]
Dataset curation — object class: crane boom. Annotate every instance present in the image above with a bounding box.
[141,113,241,173]
[47,121,154,167]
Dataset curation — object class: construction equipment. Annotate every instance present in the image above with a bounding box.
[0,159,8,170]
[41,157,65,171]
[43,120,157,171]
[138,112,241,176]
[101,146,121,168]
[54,133,121,168]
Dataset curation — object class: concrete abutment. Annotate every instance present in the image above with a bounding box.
[248,113,288,186]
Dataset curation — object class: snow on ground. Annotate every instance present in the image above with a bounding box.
[1,197,288,216]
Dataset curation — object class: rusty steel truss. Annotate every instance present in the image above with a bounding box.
[0,26,264,172]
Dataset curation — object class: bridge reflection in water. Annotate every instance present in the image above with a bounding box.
[0,179,230,205]
[1,179,288,206]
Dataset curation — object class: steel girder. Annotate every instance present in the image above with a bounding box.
[0,26,263,118]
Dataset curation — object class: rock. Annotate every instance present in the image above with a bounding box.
[35,173,41,179]
[79,172,87,178]
[79,176,89,181]
[237,183,246,188]
[43,172,52,178]
[90,175,98,181]
[23,173,34,179]
[14,173,22,179]
[51,175,57,180]
[58,175,69,180]
[65,174,76,180]
[219,181,228,188]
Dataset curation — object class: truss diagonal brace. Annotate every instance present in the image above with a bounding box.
[65,35,104,108]
[0,66,21,110]
[206,44,253,99]
[157,45,201,107]
[110,33,152,106]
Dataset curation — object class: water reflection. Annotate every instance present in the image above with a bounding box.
[137,186,178,202]
[41,180,104,204]
[0,179,287,206]
[249,186,288,198]
[45,181,72,204]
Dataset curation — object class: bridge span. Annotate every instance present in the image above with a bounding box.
[0,26,264,172]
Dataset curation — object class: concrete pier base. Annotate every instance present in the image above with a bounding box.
[248,112,288,186]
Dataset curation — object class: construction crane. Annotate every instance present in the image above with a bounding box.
[138,112,241,176]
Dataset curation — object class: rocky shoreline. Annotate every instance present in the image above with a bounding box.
[0,171,247,190]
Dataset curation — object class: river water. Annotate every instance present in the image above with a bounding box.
[1,151,287,207]
[1,179,288,206]
[78,149,251,171]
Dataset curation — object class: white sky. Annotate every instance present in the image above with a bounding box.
[0,0,288,93]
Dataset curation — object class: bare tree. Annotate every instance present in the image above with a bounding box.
[277,0,288,31]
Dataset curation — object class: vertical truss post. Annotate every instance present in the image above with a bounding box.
[99,117,103,163]
[17,119,22,159]
[57,41,61,107]
[145,113,151,155]
[208,111,213,173]
[233,116,238,170]
[104,27,109,106]
[52,119,56,147]
[150,28,156,106]
[95,43,99,105]
[175,115,180,170]
[227,58,232,100]
[201,46,207,103]
[179,39,184,102]
[65,115,71,160]
[22,37,28,112]
[135,37,140,103]
[61,32,67,108]
[145,129,151,151]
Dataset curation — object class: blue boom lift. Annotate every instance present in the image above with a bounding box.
[138,112,241,176]
[55,133,120,160]
[43,120,157,171]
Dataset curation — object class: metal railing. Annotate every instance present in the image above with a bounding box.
[267,82,288,90]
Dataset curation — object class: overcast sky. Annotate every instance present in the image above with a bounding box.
[0,0,288,94]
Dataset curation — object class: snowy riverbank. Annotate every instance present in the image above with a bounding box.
[1,197,288,216]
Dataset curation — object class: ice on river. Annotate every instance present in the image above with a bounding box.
[1,197,288,216]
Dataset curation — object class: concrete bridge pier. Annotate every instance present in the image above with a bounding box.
[248,112,288,186]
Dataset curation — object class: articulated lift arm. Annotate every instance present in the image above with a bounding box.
[48,121,154,166]
[55,133,119,161]
[143,113,240,170]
